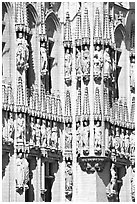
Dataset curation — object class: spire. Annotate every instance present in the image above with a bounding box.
[75,10,81,46]
[65,90,72,122]
[76,88,81,122]
[56,92,62,122]
[46,92,51,119]
[40,84,46,114]
[114,99,119,125]
[17,77,24,107]
[93,7,102,44]
[82,7,90,44]
[130,97,135,125]
[51,93,56,120]
[7,83,14,106]
[38,2,47,41]
[94,87,102,120]
[83,86,90,121]
[15,2,29,33]
[64,12,72,47]
[103,3,111,45]
[104,88,110,121]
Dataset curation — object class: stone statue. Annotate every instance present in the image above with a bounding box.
[130,130,135,157]
[82,46,90,75]
[16,153,29,190]
[82,121,90,150]
[16,33,29,71]
[30,117,35,146]
[125,130,130,155]
[76,48,82,76]
[93,45,103,78]
[130,58,135,92]
[16,153,24,189]
[35,119,41,147]
[46,121,52,147]
[17,113,25,144]
[76,122,81,151]
[51,121,58,149]
[40,43,48,74]
[41,119,47,147]
[110,163,117,195]
[65,161,73,191]
[120,128,125,154]
[7,112,14,143]
[65,123,72,149]
[104,47,112,77]
[94,121,102,154]
[64,49,72,78]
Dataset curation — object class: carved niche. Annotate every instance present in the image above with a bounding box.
[16,32,29,72]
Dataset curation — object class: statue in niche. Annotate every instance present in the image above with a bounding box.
[26,116,30,144]
[130,57,135,92]
[82,46,90,75]
[130,130,135,157]
[7,112,14,143]
[124,130,130,156]
[76,48,82,76]
[16,153,29,190]
[41,119,47,147]
[51,121,58,149]
[65,161,73,191]
[113,127,120,154]
[94,121,102,154]
[108,126,115,150]
[82,121,90,151]
[17,113,25,144]
[93,45,103,79]
[119,128,125,155]
[16,32,29,71]
[104,47,112,78]
[76,122,81,152]
[64,49,72,78]
[35,119,41,147]
[30,117,36,146]
[110,163,117,195]
[40,42,48,75]
[46,121,52,147]
[65,123,72,149]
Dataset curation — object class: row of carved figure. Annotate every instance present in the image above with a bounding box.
[2,112,61,150]
[65,120,135,157]
[64,44,113,81]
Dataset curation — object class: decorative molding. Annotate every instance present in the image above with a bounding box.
[78,156,109,173]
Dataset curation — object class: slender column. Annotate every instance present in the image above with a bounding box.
[71,27,77,202]
[61,3,66,201]
[89,2,94,155]
[41,161,45,190]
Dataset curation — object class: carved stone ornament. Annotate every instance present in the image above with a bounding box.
[40,42,48,76]
[65,161,73,192]
[16,153,29,192]
[106,163,118,202]
[17,113,25,145]
[93,45,103,83]
[94,121,102,155]
[78,156,109,174]
[82,46,90,82]
[16,34,29,72]
[64,49,72,84]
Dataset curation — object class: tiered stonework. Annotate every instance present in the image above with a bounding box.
[2,2,135,202]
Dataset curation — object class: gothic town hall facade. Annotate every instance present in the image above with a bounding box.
[2,2,135,202]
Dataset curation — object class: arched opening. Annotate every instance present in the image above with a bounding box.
[2,3,11,82]
[114,25,129,100]
[45,12,62,94]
